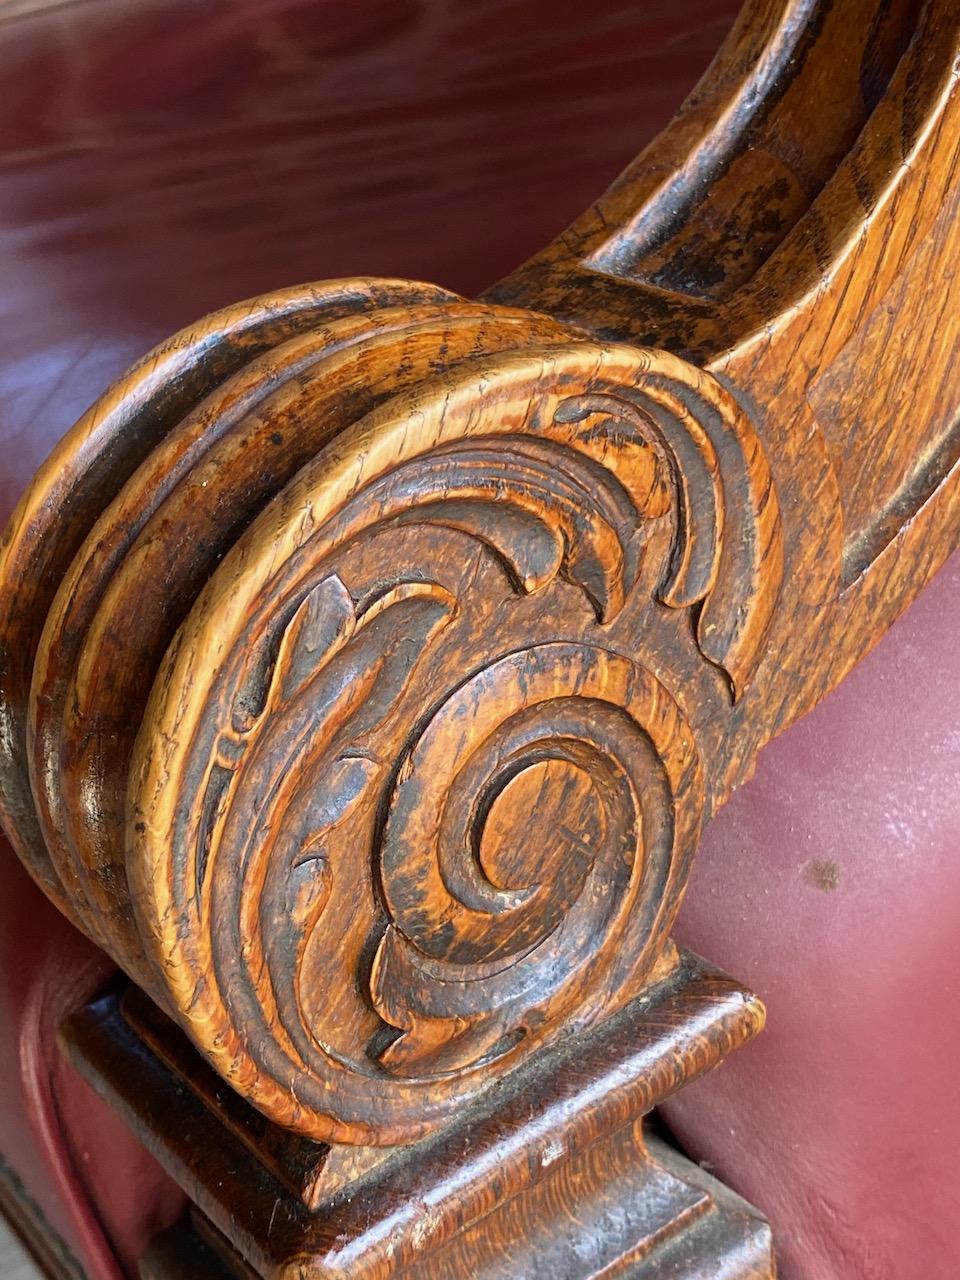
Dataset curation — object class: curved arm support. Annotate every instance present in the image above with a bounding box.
[1,0,958,1148]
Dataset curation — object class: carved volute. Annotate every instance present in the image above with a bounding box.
[2,0,959,1165]
[127,340,781,1141]
[0,280,781,1142]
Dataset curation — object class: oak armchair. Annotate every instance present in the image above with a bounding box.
[0,0,958,1276]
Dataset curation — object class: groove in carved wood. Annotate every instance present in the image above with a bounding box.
[588,0,920,302]
[0,0,954,1183]
[27,298,570,987]
[0,277,461,916]
[0,279,781,1142]
[122,337,777,1142]
[63,953,773,1279]
[2,9,960,1276]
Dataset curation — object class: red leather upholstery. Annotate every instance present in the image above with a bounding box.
[665,550,960,1280]
[0,853,184,1279]
[0,0,732,1274]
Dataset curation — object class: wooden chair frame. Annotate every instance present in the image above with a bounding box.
[1,1,958,1274]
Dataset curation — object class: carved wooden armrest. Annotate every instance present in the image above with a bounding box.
[1,2,958,1275]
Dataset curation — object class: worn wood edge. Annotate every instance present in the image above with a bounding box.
[121,983,392,1212]
[487,1,959,363]
[639,1135,777,1280]
[137,1139,776,1280]
[123,337,771,1142]
[28,299,573,985]
[59,951,764,1278]
[0,277,460,922]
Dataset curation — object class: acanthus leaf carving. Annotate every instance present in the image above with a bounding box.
[553,360,782,699]
[125,336,781,1143]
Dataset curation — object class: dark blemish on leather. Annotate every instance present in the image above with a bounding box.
[804,858,840,892]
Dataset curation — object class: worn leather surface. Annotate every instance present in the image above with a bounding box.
[0,0,733,1275]
[667,550,960,1280]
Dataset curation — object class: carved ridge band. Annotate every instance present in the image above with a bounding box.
[0,281,782,1142]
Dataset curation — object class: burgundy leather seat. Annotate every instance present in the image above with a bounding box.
[0,1,954,1277]
[664,549,960,1280]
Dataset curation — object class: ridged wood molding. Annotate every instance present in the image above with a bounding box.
[2,0,959,1145]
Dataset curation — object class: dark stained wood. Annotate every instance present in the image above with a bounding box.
[4,298,785,1143]
[123,984,395,1212]
[29,299,571,995]
[63,952,774,1279]
[140,1217,254,1280]
[489,0,960,742]
[2,0,959,1273]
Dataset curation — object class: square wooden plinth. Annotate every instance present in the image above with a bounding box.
[61,951,775,1279]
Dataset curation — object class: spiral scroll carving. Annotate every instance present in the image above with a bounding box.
[127,339,780,1142]
[0,279,781,1143]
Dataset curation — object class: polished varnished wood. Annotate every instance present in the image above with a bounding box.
[1,0,959,1274]
[490,0,960,734]
[1,292,784,1144]
[63,953,773,1279]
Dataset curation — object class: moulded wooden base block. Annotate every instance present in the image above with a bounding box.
[62,951,775,1280]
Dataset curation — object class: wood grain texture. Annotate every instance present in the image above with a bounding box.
[0,278,456,914]
[0,277,783,1143]
[124,338,778,1142]
[490,0,960,755]
[62,953,774,1279]
[31,298,570,994]
[0,3,956,1268]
